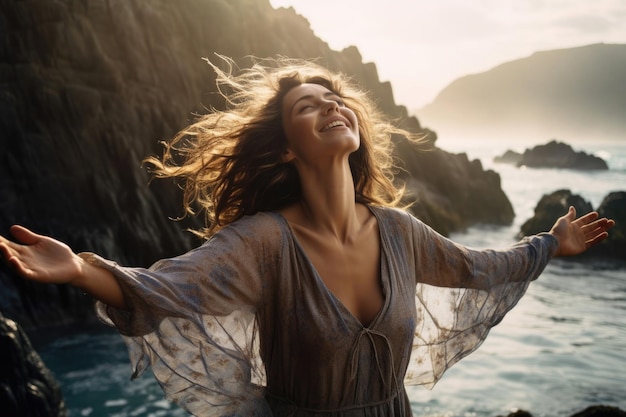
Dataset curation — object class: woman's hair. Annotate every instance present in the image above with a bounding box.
[145,55,418,239]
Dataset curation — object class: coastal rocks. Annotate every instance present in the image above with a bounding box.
[518,189,593,238]
[495,140,608,170]
[493,150,523,165]
[595,191,626,259]
[0,313,66,416]
[498,406,626,417]
[396,142,515,236]
[570,405,626,417]
[519,189,626,260]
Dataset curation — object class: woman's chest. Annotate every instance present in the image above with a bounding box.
[261,245,417,376]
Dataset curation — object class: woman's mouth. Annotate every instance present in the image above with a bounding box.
[321,120,347,132]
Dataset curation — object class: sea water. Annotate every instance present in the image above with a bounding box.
[408,138,626,417]
[37,139,626,417]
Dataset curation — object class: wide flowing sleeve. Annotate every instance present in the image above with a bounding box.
[78,213,281,417]
[400,213,559,388]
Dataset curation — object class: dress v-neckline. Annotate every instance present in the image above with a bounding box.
[274,207,389,329]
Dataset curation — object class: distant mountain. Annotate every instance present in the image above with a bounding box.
[417,43,626,141]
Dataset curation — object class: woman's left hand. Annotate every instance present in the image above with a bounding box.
[550,206,615,257]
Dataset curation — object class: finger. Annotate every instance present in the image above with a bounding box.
[6,255,39,280]
[572,210,599,225]
[586,231,609,247]
[0,241,27,276]
[0,233,15,247]
[566,206,577,221]
[583,225,605,240]
[581,218,615,234]
[604,219,616,230]
[0,236,20,259]
[9,225,41,245]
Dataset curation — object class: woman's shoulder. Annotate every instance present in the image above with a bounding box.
[370,205,415,225]
[370,205,436,239]
[212,211,288,245]
[228,210,285,230]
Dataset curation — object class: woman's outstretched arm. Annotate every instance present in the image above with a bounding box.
[0,225,126,309]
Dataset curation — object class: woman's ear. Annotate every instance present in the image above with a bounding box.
[282,148,296,163]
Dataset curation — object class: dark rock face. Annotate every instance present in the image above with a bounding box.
[517,140,608,170]
[0,0,514,328]
[396,143,514,236]
[518,189,593,238]
[519,189,625,260]
[570,405,626,417]
[0,313,66,417]
[498,406,626,417]
[595,191,626,259]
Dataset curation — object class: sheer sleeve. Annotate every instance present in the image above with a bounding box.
[79,213,281,417]
[399,212,559,388]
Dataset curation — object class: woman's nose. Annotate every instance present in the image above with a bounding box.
[322,100,339,113]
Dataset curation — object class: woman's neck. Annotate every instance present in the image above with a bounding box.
[288,160,363,243]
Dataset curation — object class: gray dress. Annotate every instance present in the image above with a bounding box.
[81,206,558,417]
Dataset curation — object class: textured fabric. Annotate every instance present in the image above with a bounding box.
[81,206,558,417]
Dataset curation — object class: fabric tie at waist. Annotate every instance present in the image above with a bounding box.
[349,327,403,412]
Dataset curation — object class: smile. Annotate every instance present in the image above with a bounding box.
[321,120,347,132]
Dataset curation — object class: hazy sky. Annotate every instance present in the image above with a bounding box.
[269,0,626,110]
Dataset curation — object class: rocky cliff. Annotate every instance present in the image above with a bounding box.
[0,0,513,328]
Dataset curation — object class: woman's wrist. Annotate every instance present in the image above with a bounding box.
[547,231,562,257]
[72,253,127,309]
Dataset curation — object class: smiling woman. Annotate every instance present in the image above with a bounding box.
[145,56,410,238]
[281,84,360,164]
[0,56,614,417]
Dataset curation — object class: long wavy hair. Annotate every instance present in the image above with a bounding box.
[145,56,417,239]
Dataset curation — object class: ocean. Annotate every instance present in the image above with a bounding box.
[37,139,626,417]
[408,138,626,417]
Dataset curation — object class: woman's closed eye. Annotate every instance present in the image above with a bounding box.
[298,104,314,113]
[298,99,344,114]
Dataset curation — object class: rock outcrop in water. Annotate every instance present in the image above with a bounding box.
[570,406,626,417]
[499,406,626,417]
[0,0,514,328]
[519,189,626,260]
[0,312,66,416]
[494,140,608,170]
[595,191,626,259]
[518,189,594,237]
[493,150,523,165]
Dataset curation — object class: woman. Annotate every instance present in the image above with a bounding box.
[0,57,614,417]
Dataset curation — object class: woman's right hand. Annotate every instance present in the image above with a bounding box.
[1,225,127,309]
[0,225,82,285]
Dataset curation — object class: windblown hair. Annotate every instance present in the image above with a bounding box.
[146,56,417,239]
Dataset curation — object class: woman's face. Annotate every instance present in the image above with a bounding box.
[281,83,359,165]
